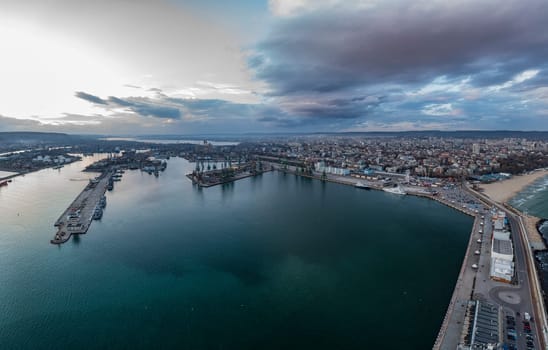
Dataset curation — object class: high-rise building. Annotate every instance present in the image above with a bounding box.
[472,143,481,155]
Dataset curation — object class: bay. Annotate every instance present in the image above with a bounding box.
[0,156,472,349]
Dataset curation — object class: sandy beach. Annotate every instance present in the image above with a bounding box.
[480,169,548,203]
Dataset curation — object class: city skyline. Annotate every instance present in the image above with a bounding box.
[1,0,548,134]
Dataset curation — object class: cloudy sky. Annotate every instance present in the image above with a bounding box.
[1,0,547,134]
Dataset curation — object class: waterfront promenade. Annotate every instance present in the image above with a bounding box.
[432,215,480,349]
[467,187,548,349]
[51,171,111,244]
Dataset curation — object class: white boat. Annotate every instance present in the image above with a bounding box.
[383,184,406,195]
[354,181,370,190]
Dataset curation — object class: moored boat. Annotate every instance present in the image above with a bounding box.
[354,181,371,190]
[383,184,406,195]
[93,207,103,220]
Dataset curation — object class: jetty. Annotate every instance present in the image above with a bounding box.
[187,161,271,187]
[51,171,112,244]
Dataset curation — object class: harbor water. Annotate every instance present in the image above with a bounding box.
[0,156,473,349]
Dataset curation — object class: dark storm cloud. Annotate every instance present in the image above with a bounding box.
[108,96,182,119]
[75,92,182,119]
[75,91,107,105]
[280,95,383,120]
[252,0,548,95]
[77,91,286,124]
[131,104,181,119]
[107,96,134,107]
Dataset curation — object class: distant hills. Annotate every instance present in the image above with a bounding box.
[2,130,548,143]
[136,130,548,140]
[0,132,89,144]
[318,130,548,139]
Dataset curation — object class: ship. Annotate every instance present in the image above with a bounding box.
[99,196,107,208]
[354,181,371,190]
[92,206,103,220]
[383,184,406,195]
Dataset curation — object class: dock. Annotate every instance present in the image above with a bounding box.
[51,171,111,244]
[186,161,271,187]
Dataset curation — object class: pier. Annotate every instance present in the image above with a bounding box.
[51,171,111,244]
[186,161,271,187]
[432,215,481,349]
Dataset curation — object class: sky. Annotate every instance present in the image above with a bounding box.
[1,0,547,134]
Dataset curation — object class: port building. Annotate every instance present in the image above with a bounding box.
[492,211,507,231]
[489,212,514,283]
[314,162,350,176]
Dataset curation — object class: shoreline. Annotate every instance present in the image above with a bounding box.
[480,168,548,204]
[0,159,82,182]
[275,166,477,217]
[480,169,548,250]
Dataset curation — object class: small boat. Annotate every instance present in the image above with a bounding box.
[354,181,371,190]
[93,207,103,220]
[383,184,406,195]
[0,180,8,187]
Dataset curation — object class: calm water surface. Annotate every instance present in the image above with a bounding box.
[0,156,472,349]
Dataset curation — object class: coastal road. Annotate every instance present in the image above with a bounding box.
[484,214,541,350]
[466,186,547,349]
